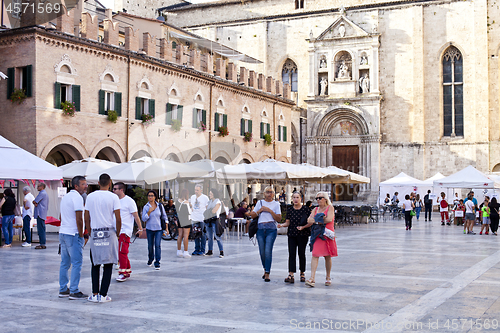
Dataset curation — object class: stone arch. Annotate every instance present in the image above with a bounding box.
[438,42,466,62]
[493,163,500,172]
[258,154,272,162]
[130,150,151,160]
[277,156,290,163]
[99,65,119,84]
[168,82,181,97]
[216,96,225,107]
[185,147,206,162]
[313,106,369,137]
[90,139,125,163]
[212,149,232,164]
[214,156,229,164]
[189,153,203,162]
[238,153,255,164]
[280,57,298,92]
[129,142,157,160]
[194,89,205,102]
[160,145,184,162]
[40,135,88,162]
[54,54,77,75]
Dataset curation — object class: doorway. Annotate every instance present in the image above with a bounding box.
[331,145,359,201]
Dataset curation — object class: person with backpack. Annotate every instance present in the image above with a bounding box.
[204,188,224,258]
[176,189,192,258]
[414,194,423,221]
[424,190,433,222]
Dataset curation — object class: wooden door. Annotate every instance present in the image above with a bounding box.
[331,146,359,201]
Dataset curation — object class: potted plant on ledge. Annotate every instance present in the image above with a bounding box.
[107,110,118,123]
[198,121,207,132]
[61,101,76,117]
[218,126,229,137]
[142,114,154,127]
[263,133,272,146]
[171,119,182,132]
[10,88,26,104]
[243,131,253,142]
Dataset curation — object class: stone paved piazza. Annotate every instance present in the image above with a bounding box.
[1,213,500,332]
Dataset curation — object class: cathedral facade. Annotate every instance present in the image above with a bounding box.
[122,0,500,202]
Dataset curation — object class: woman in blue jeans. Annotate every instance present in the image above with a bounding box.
[0,189,17,248]
[205,188,224,258]
[141,190,167,270]
[250,186,282,282]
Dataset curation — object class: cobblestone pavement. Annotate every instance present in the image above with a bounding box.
[1,213,499,332]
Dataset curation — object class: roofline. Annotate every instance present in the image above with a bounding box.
[0,26,294,106]
[161,0,455,29]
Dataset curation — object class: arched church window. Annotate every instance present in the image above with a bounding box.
[282,59,298,92]
[442,46,463,137]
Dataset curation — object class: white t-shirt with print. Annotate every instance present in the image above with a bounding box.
[190,194,209,222]
[85,190,121,229]
[60,190,85,235]
[465,200,475,214]
[118,195,138,237]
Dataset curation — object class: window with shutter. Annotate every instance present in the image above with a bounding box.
[149,99,155,118]
[283,126,287,142]
[54,82,61,109]
[214,112,219,130]
[7,67,15,99]
[177,105,183,123]
[72,85,80,111]
[99,90,106,115]
[114,92,122,116]
[240,118,245,136]
[166,103,173,125]
[135,97,141,120]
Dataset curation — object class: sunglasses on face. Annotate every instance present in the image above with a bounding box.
[315,197,324,200]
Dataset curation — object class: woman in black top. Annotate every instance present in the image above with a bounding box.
[278,192,311,283]
[0,189,17,247]
[176,188,192,258]
[488,197,500,235]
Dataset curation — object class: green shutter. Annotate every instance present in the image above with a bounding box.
[115,92,122,116]
[166,103,173,125]
[267,123,270,136]
[283,126,287,142]
[54,82,61,109]
[240,118,245,136]
[202,110,206,126]
[260,122,264,139]
[192,108,197,128]
[135,97,141,120]
[278,125,281,141]
[26,65,32,97]
[98,90,105,115]
[149,99,155,119]
[177,105,183,123]
[248,120,252,134]
[72,85,81,111]
[214,112,219,130]
[7,67,14,100]
[223,114,227,128]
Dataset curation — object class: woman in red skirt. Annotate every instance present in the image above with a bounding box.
[298,191,337,287]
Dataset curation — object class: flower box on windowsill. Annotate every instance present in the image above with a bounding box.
[142,114,154,127]
[243,131,252,142]
[198,121,207,132]
[218,126,229,137]
[10,88,26,104]
[61,101,76,117]
[263,133,272,146]
[171,119,182,132]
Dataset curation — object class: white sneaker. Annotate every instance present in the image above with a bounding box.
[177,250,183,257]
[116,274,128,282]
[99,295,112,303]
[22,242,31,247]
[183,251,191,258]
[88,294,100,303]
[114,264,119,270]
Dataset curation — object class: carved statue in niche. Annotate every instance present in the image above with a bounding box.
[360,54,368,65]
[337,60,349,79]
[358,73,370,93]
[319,56,327,68]
[338,23,346,38]
[320,77,328,96]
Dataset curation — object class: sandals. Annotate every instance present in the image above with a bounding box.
[305,279,315,287]
[284,275,295,283]
[325,278,331,286]
[300,273,306,283]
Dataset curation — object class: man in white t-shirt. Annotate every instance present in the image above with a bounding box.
[112,182,143,282]
[21,186,35,247]
[59,176,88,300]
[84,173,121,303]
[190,184,209,255]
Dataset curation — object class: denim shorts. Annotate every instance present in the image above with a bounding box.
[465,213,475,220]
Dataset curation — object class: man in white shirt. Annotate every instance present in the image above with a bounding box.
[112,182,143,282]
[190,184,209,255]
[21,186,35,247]
[59,176,88,300]
[84,174,121,303]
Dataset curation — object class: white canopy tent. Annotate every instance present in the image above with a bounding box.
[60,158,118,180]
[0,135,62,180]
[433,166,500,189]
[378,172,425,205]
[420,173,455,205]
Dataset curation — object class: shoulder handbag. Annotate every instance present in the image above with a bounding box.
[410,210,416,217]
[159,204,167,231]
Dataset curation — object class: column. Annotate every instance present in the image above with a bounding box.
[308,48,316,97]
[320,140,327,168]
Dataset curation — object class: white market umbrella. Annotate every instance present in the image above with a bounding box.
[86,157,161,185]
[185,159,229,178]
[139,159,207,184]
[0,135,62,180]
[60,157,118,180]
[434,165,500,189]
[320,165,370,184]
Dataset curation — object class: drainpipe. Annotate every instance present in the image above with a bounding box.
[126,55,131,161]
[209,81,214,159]
[273,101,277,159]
